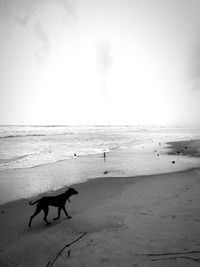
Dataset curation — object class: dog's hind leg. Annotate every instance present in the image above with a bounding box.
[62,206,72,219]
[28,205,42,227]
[53,207,61,221]
[43,207,51,225]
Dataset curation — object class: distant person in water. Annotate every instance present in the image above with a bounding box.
[74,153,77,157]
[103,152,106,162]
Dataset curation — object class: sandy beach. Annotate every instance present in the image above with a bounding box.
[2,0,200,265]
[1,139,200,266]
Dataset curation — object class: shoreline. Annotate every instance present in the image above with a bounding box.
[0,137,200,205]
[0,136,198,173]
[1,165,200,210]
[0,138,155,172]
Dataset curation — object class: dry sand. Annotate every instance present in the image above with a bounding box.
[1,139,200,266]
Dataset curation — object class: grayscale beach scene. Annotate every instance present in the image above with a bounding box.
[1,1,200,267]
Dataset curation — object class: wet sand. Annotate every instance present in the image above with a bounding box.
[167,139,200,157]
[1,139,200,266]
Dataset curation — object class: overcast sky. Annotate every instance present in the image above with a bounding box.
[0,0,200,126]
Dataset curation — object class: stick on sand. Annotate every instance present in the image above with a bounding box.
[46,232,87,267]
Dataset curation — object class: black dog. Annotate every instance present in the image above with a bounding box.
[28,187,78,227]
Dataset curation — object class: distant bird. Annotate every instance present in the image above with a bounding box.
[74,153,77,157]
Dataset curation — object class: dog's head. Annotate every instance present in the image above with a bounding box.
[66,187,79,196]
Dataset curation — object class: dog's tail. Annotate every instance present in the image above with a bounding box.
[29,199,40,205]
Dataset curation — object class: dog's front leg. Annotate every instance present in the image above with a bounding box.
[62,206,72,219]
[53,207,61,221]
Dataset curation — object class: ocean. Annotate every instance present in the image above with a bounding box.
[0,125,199,171]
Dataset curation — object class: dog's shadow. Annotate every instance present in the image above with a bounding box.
[26,216,73,234]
